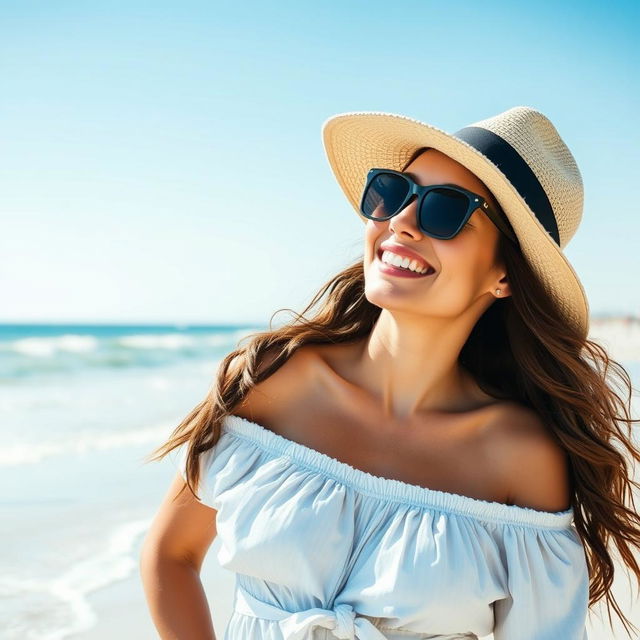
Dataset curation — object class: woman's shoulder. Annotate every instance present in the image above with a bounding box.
[479,402,573,512]
[228,344,323,431]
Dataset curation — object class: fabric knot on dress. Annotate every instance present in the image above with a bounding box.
[277,600,386,639]
[233,584,387,639]
[332,602,357,638]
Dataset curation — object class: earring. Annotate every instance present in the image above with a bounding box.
[495,289,502,296]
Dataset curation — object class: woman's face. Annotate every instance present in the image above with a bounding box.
[364,148,511,320]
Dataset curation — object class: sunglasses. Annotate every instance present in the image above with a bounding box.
[360,168,519,244]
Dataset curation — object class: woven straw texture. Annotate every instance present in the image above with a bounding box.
[321,106,590,339]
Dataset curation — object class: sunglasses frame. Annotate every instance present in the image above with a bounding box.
[360,168,519,244]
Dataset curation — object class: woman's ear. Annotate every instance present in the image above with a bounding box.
[494,275,511,298]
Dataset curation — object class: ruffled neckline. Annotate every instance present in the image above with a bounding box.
[222,414,574,530]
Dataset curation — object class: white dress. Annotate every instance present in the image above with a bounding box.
[177,414,590,640]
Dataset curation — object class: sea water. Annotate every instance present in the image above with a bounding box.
[0,323,262,639]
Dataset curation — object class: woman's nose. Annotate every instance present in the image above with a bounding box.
[388,197,423,238]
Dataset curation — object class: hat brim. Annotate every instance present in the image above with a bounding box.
[322,111,590,339]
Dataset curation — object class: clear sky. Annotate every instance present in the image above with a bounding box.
[1,0,638,324]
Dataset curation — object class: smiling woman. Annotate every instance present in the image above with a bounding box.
[141,106,640,640]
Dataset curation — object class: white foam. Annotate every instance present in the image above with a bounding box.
[0,421,178,466]
[203,334,233,346]
[0,518,152,639]
[3,335,99,358]
[115,333,194,350]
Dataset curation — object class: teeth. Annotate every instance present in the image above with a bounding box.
[381,250,430,274]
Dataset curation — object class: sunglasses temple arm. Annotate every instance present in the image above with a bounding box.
[486,207,519,245]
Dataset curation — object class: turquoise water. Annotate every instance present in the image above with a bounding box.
[0,323,257,380]
[0,322,264,639]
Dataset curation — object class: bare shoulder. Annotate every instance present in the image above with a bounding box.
[479,402,572,512]
[229,344,320,423]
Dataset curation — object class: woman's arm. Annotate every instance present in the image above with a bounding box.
[140,471,219,639]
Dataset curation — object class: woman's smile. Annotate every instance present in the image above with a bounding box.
[375,251,437,279]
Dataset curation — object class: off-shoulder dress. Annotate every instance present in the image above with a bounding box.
[177,414,590,640]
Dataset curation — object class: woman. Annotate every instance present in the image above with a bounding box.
[140,106,640,639]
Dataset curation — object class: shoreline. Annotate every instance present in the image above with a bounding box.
[70,537,236,640]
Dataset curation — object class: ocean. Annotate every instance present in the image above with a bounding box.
[1,319,639,639]
[0,322,263,639]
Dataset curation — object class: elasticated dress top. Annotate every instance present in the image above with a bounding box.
[177,414,590,640]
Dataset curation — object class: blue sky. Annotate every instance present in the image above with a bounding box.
[1,0,638,324]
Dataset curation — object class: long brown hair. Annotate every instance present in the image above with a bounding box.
[145,151,640,636]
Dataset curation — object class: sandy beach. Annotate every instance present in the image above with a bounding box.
[72,537,236,639]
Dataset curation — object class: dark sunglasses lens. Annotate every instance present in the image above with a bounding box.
[419,188,469,238]
[362,173,410,219]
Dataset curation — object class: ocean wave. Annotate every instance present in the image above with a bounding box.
[3,335,100,357]
[0,326,262,379]
[0,517,151,640]
[114,333,196,350]
[0,422,178,466]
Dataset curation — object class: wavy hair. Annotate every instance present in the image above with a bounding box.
[145,150,640,636]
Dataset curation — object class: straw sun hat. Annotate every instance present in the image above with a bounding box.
[321,106,590,340]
